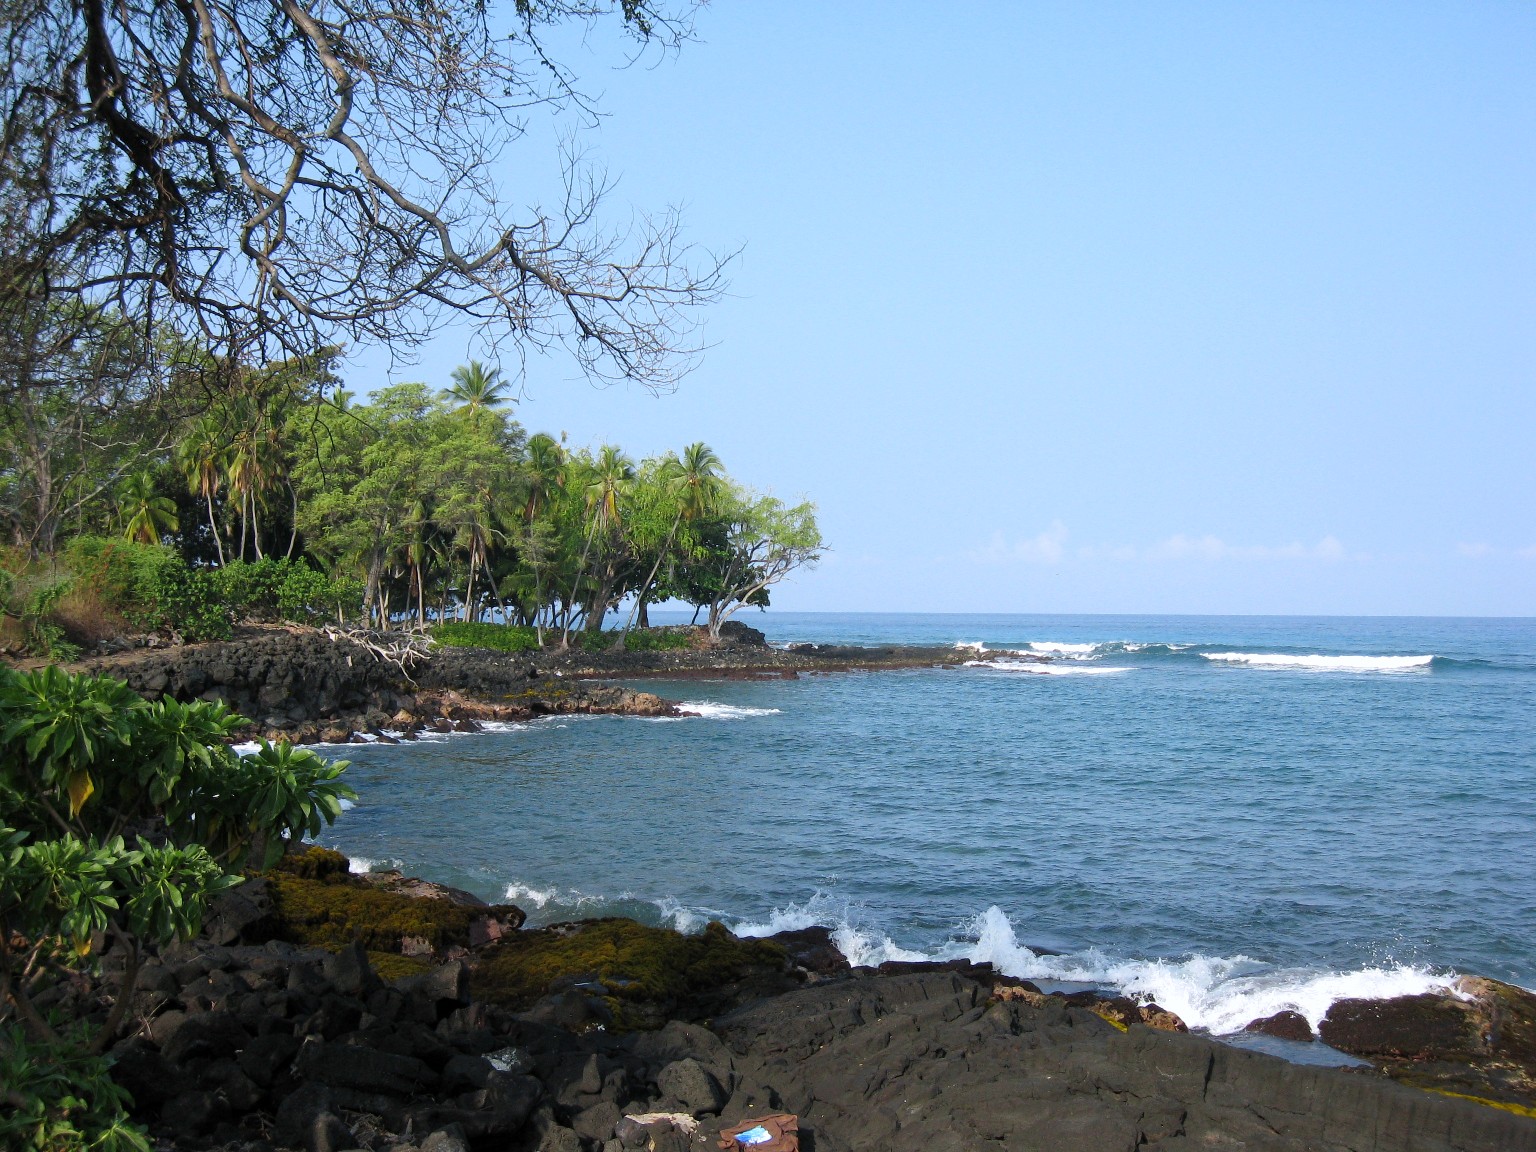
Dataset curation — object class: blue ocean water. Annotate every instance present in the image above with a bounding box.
[315,613,1536,1033]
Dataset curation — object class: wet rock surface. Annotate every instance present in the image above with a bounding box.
[714,973,1536,1152]
[77,849,1536,1151]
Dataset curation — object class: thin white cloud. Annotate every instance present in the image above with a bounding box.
[971,527,1350,565]
[967,522,1069,565]
[1145,534,1347,562]
[1455,542,1536,559]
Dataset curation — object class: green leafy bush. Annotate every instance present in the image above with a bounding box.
[0,1024,150,1152]
[431,621,542,652]
[621,627,695,652]
[0,665,354,1139]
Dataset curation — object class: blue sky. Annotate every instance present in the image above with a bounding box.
[351,2,1536,615]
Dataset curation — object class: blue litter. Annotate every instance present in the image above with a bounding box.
[735,1127,774,1146]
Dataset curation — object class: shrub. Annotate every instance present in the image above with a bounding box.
[431,621,542,653]
[0,1024,149,1152]
[621,627,696,652]
[0,666,353,1138]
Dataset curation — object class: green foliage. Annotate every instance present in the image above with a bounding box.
[620,627,695,652]
[215,558,362,625]
[0,1024,150,1152]
[20,580,79,659]
[431,621,542,653]
[122,549,232,641]
[0,664,353,1094]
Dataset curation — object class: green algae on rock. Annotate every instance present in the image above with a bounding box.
[263,846,525,958]
[470,918,799,1027]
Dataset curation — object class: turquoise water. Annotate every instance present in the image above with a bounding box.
[316,613,1536,1033]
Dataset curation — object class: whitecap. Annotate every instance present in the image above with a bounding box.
[732,893,927,967]
[230,741,262,757]
[949,907,1459,1034]
[1026,641,1102,656]
[965,659,1131,676]
[676,701,783,720]
[346,855,401,874]
[1203,652,1433,673]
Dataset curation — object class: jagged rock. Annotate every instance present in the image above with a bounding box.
[655,1058,726,1116]
[322,939,383,997]
[159,1010,249,1065]
[238,1032,302,1086]
[1246,1009,1316,1042]
[764,925,850,974]
[275,1082,335,1147]
[1320,993,1483,1061]
[572,1099,623,1142]
[296,1040,438,1095]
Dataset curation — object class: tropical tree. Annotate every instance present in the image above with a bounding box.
[561,446,633,645]
[623,441,724,635]
[699,491,823,639]
[178,416,228,565]
[447,361,512,422]
[116,473,178,545]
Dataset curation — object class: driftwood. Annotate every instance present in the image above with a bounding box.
[321,627,436,681]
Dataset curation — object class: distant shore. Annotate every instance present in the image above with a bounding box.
[66,623,991,744]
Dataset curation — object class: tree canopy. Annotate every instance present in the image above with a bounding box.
[0,0,725,381]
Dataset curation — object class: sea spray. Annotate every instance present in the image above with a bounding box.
[950,906,1460,1034]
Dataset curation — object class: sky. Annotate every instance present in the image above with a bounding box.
[350,2,1536,616]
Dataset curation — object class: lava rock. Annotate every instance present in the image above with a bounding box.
[655,1058,726,1116]
[1245,1010,1316,1042]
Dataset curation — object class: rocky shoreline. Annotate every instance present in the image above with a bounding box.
[69,847,1536,1152]
[68,625,977,745]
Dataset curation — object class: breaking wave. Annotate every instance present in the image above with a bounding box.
[965,659,1131,676]
[521,889,1460,1036]
[676,701,783,720]
[1203,652,1434,673]
[947,906,1459,1034]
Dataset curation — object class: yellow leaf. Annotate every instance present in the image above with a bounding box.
[67,770,95,817]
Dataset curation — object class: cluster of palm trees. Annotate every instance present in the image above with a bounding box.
[92,358,816,641]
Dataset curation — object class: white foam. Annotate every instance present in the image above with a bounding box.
[346,855,401,874]
[339,798,356,811]
[504,882,559,908]
[731,894,927,967]
[231,741,262,757]
[1203,652,1434,673]
[950,907,1458,1033]
[1027,641,1102,655]
[676,701,783,720]
[966,659,1131,676]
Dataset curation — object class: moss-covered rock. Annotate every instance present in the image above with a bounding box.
[264,846,523,958]
[471,918,797,1025]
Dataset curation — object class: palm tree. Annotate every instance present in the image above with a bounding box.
[624,442,724,635]
[178,416,228,565]
[447,361,512,422]
[520,433,566,641]
[118,472,179,544]
[561,445,633,647]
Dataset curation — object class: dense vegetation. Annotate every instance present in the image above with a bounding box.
[2,351,821,654]
[0,666,352,1149]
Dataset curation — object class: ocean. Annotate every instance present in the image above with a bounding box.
[313,612,1536,1039]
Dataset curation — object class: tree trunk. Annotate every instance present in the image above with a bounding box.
[205,490,226,566]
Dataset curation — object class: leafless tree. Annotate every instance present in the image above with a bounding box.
[0,0,725,385]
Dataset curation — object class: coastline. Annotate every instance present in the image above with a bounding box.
[73,624,980,745]
[89,845,1536,1150]
[47,624,1536,1146]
